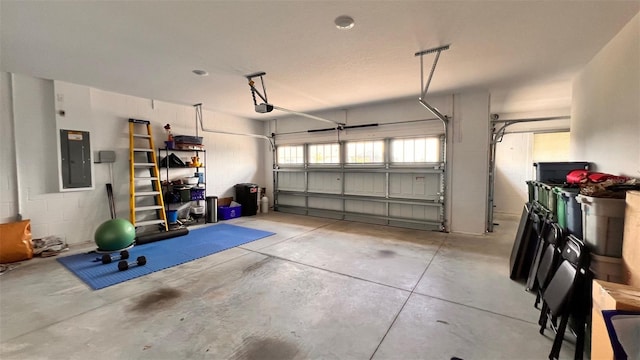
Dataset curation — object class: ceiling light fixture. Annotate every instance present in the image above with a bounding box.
[334,15,355,30]
[192,69,209,76]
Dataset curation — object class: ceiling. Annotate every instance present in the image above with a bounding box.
[2,1,639,120]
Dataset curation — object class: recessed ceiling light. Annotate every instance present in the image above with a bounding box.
[335,15,355,30]
[192,69,209,76]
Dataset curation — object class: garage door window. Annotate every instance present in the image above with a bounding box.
[346,140,384,164]
[277,145,304,165]
[391,137,440,163]
[308,143,340,164]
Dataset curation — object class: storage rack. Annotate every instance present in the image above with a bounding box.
[158,147,206,225]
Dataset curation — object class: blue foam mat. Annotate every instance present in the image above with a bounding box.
[57,223,275,290]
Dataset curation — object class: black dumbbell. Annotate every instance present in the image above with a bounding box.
[101,250,129,264]
[118,256,147,271]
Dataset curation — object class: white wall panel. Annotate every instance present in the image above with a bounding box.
[0,73,18,223]
[273,96,452,145]
[308,172,342,194]
[450,91,490,234]
[494,133,534,215]
[344,173,385,196]
[571,13,639,177]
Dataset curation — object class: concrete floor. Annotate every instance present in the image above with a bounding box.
[0,212,578,359]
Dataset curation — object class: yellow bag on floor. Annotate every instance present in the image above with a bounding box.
[0,220,33,263]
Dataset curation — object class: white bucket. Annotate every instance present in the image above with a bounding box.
[261,196,269,214]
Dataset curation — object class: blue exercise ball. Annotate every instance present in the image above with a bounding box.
[94,219,136,251]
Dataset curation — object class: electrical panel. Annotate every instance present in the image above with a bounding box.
[60,129,92,188]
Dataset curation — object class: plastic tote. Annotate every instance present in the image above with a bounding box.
[533,162,590,183]
[553,187,582,238]
[575,194,626,257]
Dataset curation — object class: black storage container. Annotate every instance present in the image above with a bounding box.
[235,183,259,216]
[533,162,591,183]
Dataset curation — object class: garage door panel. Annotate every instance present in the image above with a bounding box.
[277,172,305,191]
[344,199,385,215]
[308,172,341,193]
[344,173,385,196]
[389,173,440,200]
[274,140,445,231]
[277,194,306,207]
[345,214,387,225]
[308,197,342,211]
[389,203,440,221]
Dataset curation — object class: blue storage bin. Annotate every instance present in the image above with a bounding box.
[190,188,205,201]
[218,205,241,220]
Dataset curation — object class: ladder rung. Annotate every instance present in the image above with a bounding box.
[135,191,161,196]
[135,219,166,227]
[133,148,154,152]
[134,163,156,167]
[135,205,164,212]
[133,134,151,139]
[129,118,151,125]
[134,176,158,180]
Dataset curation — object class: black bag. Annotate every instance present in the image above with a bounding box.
[159,153,185,168]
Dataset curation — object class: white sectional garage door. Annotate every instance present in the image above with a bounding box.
[274,137,444,230]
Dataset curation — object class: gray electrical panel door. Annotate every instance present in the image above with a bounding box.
[60,129,92,188]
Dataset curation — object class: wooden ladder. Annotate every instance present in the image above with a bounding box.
[128,118,168,231]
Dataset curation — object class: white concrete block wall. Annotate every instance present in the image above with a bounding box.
[571,13,640,177]
[1,73,18,224]
[3,73,267,245]
[494,133,534,215]
[450,91,490,234]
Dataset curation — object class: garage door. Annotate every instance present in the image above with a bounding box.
[274,136,444,230]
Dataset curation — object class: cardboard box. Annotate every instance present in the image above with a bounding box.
[623,191,640,287]
[591,280,640,359]
[218,197,233,207]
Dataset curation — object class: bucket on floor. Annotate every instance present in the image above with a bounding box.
[167,210,178,223]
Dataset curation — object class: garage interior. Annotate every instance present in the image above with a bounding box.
[1,1,639,359]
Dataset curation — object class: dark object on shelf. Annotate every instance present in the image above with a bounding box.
[164,191,181,204]
[173,135,203,145]
[534,162,591,183]
[159,153,186,168]
[135,228,189,245]
[235,183,259,216]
